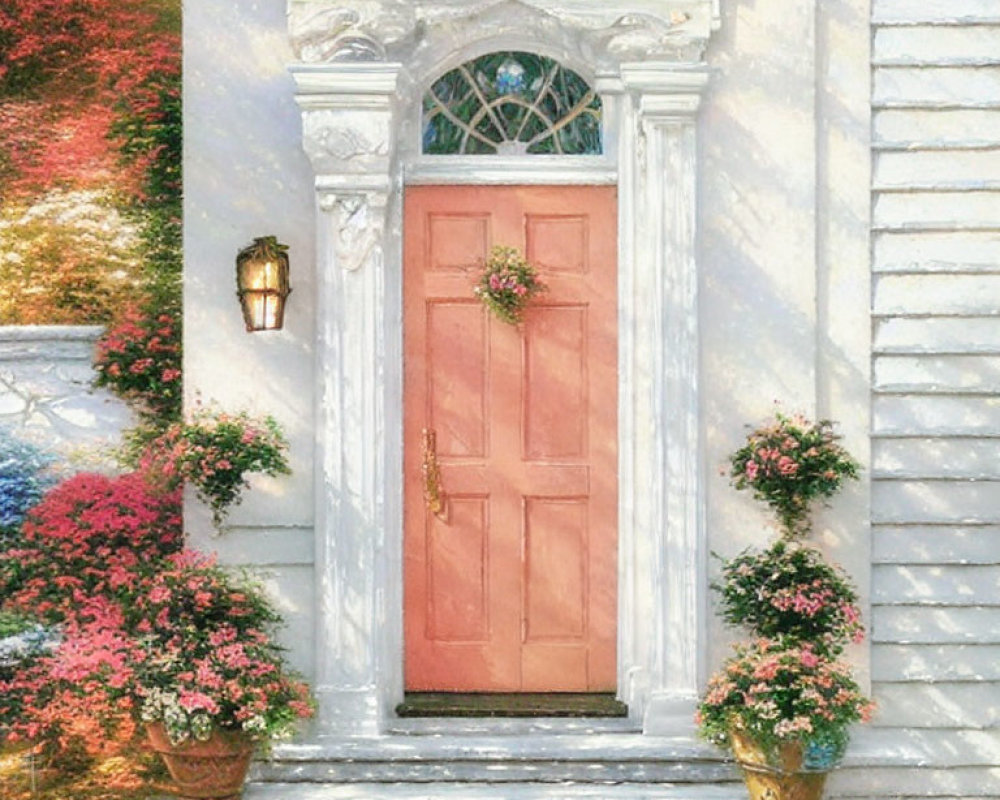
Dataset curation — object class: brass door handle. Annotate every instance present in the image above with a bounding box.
[422,428,446,518]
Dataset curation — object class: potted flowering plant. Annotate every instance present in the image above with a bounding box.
[729,412,860,537]
[140,407,291,526]
[124,552,314,798]
[699,410,872,800]
[473,245,545,324]
[697,638,874,774]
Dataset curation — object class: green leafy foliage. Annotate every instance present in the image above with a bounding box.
[713,540,864,655]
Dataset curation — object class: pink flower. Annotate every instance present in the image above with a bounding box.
[800,649,820,668]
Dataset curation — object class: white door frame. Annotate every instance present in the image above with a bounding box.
[288,0,716,737]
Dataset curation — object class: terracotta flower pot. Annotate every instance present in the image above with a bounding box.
[729,728,828,800]
[146,722,254,800]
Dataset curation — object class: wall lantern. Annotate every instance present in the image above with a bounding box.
[236,236,292,331]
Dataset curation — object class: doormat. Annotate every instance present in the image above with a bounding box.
[396,692,628,718]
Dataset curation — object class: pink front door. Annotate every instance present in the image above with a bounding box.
[403,185,617,692]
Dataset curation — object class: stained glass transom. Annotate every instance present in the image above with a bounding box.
[422,52,602,156]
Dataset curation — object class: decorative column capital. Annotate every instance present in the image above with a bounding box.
[291,63,401,179]
[620,61,710,119]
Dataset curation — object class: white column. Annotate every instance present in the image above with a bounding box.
[619,63,709,736]
[292,63,402,736]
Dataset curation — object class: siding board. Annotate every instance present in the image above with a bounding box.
[874,191,1000,230]
[874,438,1000,478]
[874,109,1000,148]
[873,0,1000,25]
[873,67,1000,108]
[874,318,1000,354]
[873,644,1000,681]
[873,231,1000,273]
[873,395,1000,436]
[872,479,1000,524]
[873,606,1000,643]
[872,564,1000,605]
[873,275,1000,315]
[830,767,1000,797]
[874,149,1000,190]
[873,525,1000,564]
[873,25,1000,65]
[874,355,1000,393]
[874,683,1000,728]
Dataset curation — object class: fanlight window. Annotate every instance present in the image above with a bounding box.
[422,52,602,155]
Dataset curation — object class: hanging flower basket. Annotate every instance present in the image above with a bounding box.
[473,245,545,324]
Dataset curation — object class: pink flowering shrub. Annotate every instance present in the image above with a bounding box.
[696,638,874,767]
[0,472,182,624]
[0,599,141,756]
[93,303,182,423]
[122,552,314,746]
[2,552,313,756]
[140,408,291,525]
[729,412,860,537]
[473,245,545,324]
[713,540,864,655]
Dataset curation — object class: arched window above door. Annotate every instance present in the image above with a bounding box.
[422,51,602,156]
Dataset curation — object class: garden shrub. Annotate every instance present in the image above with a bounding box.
[0,472,182,624]
[0,188,144,324]
[93,304,182,424]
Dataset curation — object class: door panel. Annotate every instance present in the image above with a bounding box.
[404,185,617,692]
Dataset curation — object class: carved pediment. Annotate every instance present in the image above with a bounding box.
[289,0,719,65]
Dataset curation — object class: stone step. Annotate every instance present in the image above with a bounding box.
[244,782,745,800]
[247,733,740,790]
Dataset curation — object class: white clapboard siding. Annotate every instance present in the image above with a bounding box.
[872,480,1000,524]
[872,564,1000,605]
[875,355,1000,393]
[874,67,1000,108]
[873,231,1000,273]
[873,274,1000,315]
[874,683,1000,728]
[875,149,1000,190]
[873,606,1000,644]
[875,109,1000,148]
[873,25,1000,66]
[874,192,1000,230]
[873,395,1000,436]
[871,5,1000,795]
[874,644,1000,681]
[874,439,1000,479]
[875,318,1000,354]
[873,0,1000,25]
[873,525,1000,564]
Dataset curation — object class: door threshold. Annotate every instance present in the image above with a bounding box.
[396,692,628,718]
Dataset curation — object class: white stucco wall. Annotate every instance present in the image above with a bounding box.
[700,0,872,672]
[183,0,319,680]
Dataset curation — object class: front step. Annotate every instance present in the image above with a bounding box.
[245,731,742,799]
[244,783,746,800]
